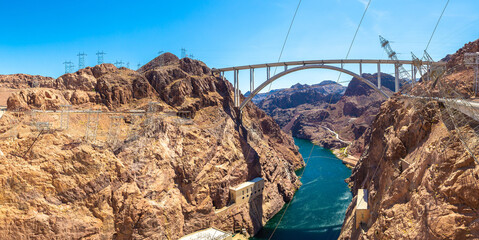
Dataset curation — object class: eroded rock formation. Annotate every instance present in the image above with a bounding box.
[339,39,479,239]
[0,53,304,239]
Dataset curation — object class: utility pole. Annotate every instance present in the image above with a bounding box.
[96,51,106,65]
[77,52,87,70]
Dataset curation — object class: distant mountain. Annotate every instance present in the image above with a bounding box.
[244,88,284,104]
[244,80,346,105]
[290,72,396,156]
[252,73,396,158]
[256,80,346,113]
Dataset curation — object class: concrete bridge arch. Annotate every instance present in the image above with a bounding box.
[238,64,389,111]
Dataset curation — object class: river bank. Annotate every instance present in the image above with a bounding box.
[251,138,352,240]
[316,126,359,167]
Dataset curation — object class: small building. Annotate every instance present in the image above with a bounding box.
[229,177,265,205]
[179,227,232,240]
[355,188,370,229]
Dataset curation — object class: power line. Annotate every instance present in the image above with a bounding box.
[268,2,371,239]
[425,0,450,52]
[336,0,371,83]
[267,0,302,92]
[268,141,315,240]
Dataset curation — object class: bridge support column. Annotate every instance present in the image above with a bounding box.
[394,64,399,92]
[267,66,271,80]
[284,64,288,72]
[427,62,431,81]
[250,68,254,93]
[359,62,363,76]
[234,69,239,108]
[411,64,416,84]
[377,63,381,89]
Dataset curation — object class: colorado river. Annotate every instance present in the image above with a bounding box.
[251,138,352,240]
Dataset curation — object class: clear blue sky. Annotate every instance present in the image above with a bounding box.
[0,0,478,93]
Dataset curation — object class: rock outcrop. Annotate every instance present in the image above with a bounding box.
[339,38,479,239]
[258,81,346,114]
[339,96,479,239]
[0,53,304,239]
[0,74,55,88]
[8,63,159,110]
[6,88,70,110]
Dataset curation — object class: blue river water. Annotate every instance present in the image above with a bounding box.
[251,138,352,240]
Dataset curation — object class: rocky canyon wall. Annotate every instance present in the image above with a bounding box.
[0,53,304,239]
[339,39,479,239]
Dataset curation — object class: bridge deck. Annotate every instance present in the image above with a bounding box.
[212,59,446,72]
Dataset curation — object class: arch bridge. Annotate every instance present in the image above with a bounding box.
[212,59,446,111]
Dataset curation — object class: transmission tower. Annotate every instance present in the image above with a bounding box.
[77,52,87,70]
[126,62,130,68]
[85,110,101,143]
[59,105,72,130]
[158,51,164,55]
[96,51,106,65]
[63,61,74,73]
[107,116,123,146]
[181,48,187,58]
[465,52,479,96]
[137,63,141,69]
[114,60,125,68]
[127,112,144,140]
[146,101,159,126]
[379,35,411,81]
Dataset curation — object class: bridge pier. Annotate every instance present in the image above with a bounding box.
[377,63,381,89]
[427,62,431,81]
[250,68,254,93]
[394,64,399,92]
[359,62,363,76]
[267,65,271,80]
[234,69,239,108]
[411,64,416,84]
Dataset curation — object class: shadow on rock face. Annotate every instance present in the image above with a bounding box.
[249,195,264,235]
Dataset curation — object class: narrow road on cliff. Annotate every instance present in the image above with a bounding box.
[320,126,352,145]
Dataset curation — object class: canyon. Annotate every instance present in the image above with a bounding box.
[1,38,478,239]
[0,53,304,239]
[253,73,396,160]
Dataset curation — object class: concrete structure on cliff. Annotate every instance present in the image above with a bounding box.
[179,227,232,240]
[355,188,370,229]
[229,177,265,205]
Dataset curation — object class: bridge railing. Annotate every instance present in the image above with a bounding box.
[212,59,446,110]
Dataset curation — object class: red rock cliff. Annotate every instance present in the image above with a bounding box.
[339,40,479,239]
[0,54,304,239]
